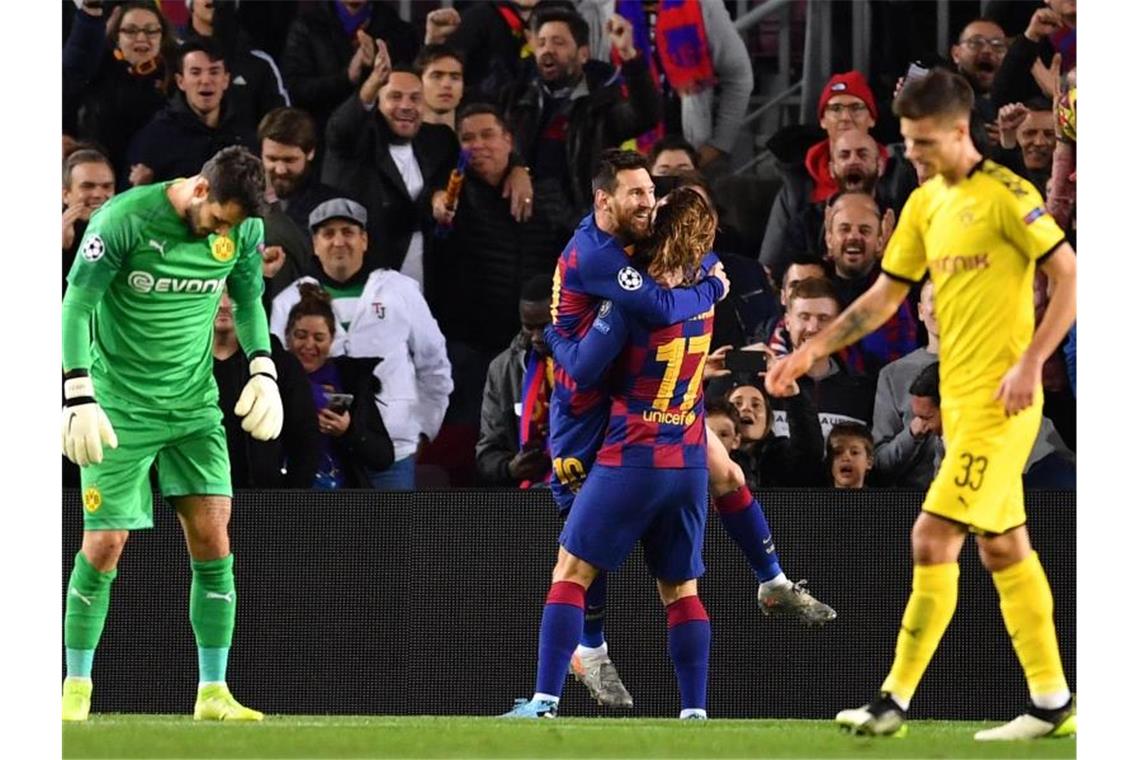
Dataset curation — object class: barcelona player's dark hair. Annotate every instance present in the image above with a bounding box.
[592,149,650,195]
[200,146,269,219]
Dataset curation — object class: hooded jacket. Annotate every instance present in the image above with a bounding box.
[127,92,258,183]
[503,55,662,218]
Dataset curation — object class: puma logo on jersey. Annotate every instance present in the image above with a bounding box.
[147,239,167,257]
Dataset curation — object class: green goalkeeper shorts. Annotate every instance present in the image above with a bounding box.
[78,404,232,531]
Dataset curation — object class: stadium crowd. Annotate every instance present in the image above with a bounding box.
[62,0,1077,494]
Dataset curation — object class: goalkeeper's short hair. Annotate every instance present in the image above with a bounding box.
[201,146,269,218]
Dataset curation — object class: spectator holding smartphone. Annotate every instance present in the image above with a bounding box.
[285,283,394,489]
[723,381,823,489]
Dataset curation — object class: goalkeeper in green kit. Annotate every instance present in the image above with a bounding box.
[61,147,282,722]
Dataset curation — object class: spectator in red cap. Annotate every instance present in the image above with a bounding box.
[759,70,917,279]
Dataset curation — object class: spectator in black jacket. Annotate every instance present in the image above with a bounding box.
[424,2,540,105]
[949,17,1009,132]
[284,283,396,489]
[64,1,176,185]
[322,59,459,286]
[127,39,257,185]
[280,1,419,133]
[475,276,554,486]
[725,382,823,489]
[212,292,320,488]
[177,0,289,127]
[431,103,565,356]
[416,44,465,132]
[503,8,662,231]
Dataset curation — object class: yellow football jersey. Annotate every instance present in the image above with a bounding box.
[882,160,1066,406]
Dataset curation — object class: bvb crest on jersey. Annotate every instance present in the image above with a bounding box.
[83,486,102,513]
[211,236,236,263]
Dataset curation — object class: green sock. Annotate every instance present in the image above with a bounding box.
[190,554,236,683]
[64,551,117,677]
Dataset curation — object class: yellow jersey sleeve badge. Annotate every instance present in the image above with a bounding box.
[211,235,236,262]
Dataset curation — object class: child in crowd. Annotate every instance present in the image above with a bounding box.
[826,422,874,489]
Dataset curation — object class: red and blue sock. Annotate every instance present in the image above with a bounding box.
[580,572,607,648]
[715,486,784,583]
[534,580,586,700]
[666,595,711,713]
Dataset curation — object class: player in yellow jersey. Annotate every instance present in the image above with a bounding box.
[767,69,1076,742]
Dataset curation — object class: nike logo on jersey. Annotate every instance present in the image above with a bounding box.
[205,591,234,603]
[69,587,93,606]
[147,239,167,257]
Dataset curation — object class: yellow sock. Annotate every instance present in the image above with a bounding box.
[881,562,959,703]
[992,551,1070,700]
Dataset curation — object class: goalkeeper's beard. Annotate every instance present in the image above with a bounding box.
[183,200,210,238]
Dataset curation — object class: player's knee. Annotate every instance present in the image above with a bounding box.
[976,534,1030,573]
[552,547,598,588]
[657,579,698,607]
[82,530,128,571]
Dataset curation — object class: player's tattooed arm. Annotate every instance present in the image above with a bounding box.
[809,275,910,361]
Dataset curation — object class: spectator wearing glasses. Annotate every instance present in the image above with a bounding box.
[946,18,1010,148]
[759,71,916,280]
[63,1,177,185]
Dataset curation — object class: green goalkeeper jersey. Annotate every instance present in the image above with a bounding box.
[63,182,270,411]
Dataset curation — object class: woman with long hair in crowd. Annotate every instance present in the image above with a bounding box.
[64,1,179,185]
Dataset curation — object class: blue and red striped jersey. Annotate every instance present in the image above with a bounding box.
[546,253,720,470]
[547,214,723,504]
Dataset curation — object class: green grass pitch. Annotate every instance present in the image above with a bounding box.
[64,715,1077,759]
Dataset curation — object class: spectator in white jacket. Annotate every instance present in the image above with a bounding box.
[270,198,453,490]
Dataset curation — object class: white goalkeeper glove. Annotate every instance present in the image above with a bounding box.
[235,356,283,441]
[62,374,118,466]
